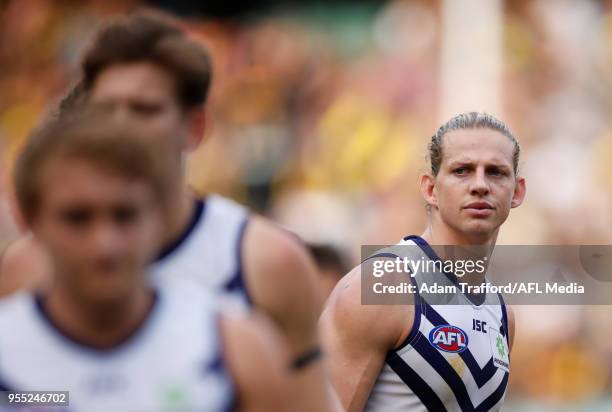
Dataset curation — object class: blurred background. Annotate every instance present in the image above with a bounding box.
[1,0,612,410]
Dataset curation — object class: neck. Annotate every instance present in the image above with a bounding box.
[420,214,497,286]
[421,212,499,246]
[164,184,196,247]
[42,282,154,349]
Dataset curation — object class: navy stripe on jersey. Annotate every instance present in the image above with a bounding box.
[386,352,447,412]
[0,378,15,391]
[362,252,403,263]
[412,331,476,411]
[476,372,509,412]
[396,275,422,351]
[155,199,206,262]
[373,236,509,411]
[422,301,499,388]
[223,217,252,305]
[205,351,224,375]
[498,292,510,346]
[404,332,509,412]
[214,314,238,412]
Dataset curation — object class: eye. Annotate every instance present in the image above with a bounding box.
[59,208,93,228]
[130,102,163,117]
[112,205,139,225]
[454,167,467,175]
[486,167,507,177]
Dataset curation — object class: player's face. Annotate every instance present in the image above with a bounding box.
[32,158,163,303]
[427,129,525,240]
[89,62,190,173]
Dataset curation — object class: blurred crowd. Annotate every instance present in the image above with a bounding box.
[1,0,612,409]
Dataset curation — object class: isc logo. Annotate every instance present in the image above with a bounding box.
[428,325,469,353]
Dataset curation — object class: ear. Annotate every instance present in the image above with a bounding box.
[420,173,438,210]
[184,106,207,152]
[7,190,29,233]
[510,176,526,208]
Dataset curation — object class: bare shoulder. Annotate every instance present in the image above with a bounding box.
[242,216,321,352]
[221,312,291,411]
[321,258,414,352]
[0,236,51,297]
[242,216,319,297]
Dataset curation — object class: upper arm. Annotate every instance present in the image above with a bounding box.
[320,261,413,412]
[243,218,345,412]
[0,237,51,298]
[242,217,322,355]
[221,313,292,412]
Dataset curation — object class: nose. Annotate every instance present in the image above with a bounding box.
[90,221,123,257]
[100,102,128,123]
[469,167,490,196]
[111,105,131,123]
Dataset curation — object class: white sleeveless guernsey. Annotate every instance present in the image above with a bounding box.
[365,235,510,412]
[0,283,234,412]
[150,195,251,310]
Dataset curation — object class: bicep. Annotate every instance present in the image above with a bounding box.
[320,267,408,412]
[243,218,322,355]
[244,219,342,412]
[222,314,292,412]
[321,306,388,411]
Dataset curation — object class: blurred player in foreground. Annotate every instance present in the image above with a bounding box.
[321,113,526,411]
[0,110,291,412]
[0,10,338,412]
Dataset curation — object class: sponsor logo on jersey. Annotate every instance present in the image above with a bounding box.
[428,324,469,353]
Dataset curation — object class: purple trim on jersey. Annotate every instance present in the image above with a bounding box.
[410,331,509,411]
[386,352,447,411]
[387,326,510,411]
[154,199,206,262]
[32,290,160,354]
[402,235,486,306]
[215,313,238,412]
[0,377,16,391]
[396,271,422,351]
[223,217,252,306]
[498,292,510,348]
[420,301,500,388]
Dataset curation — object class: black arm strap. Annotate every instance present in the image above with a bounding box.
[291,346,323,370]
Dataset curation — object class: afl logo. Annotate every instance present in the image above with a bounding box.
[428,325,468,353]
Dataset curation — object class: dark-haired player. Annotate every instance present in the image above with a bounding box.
[321,113,526,411]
